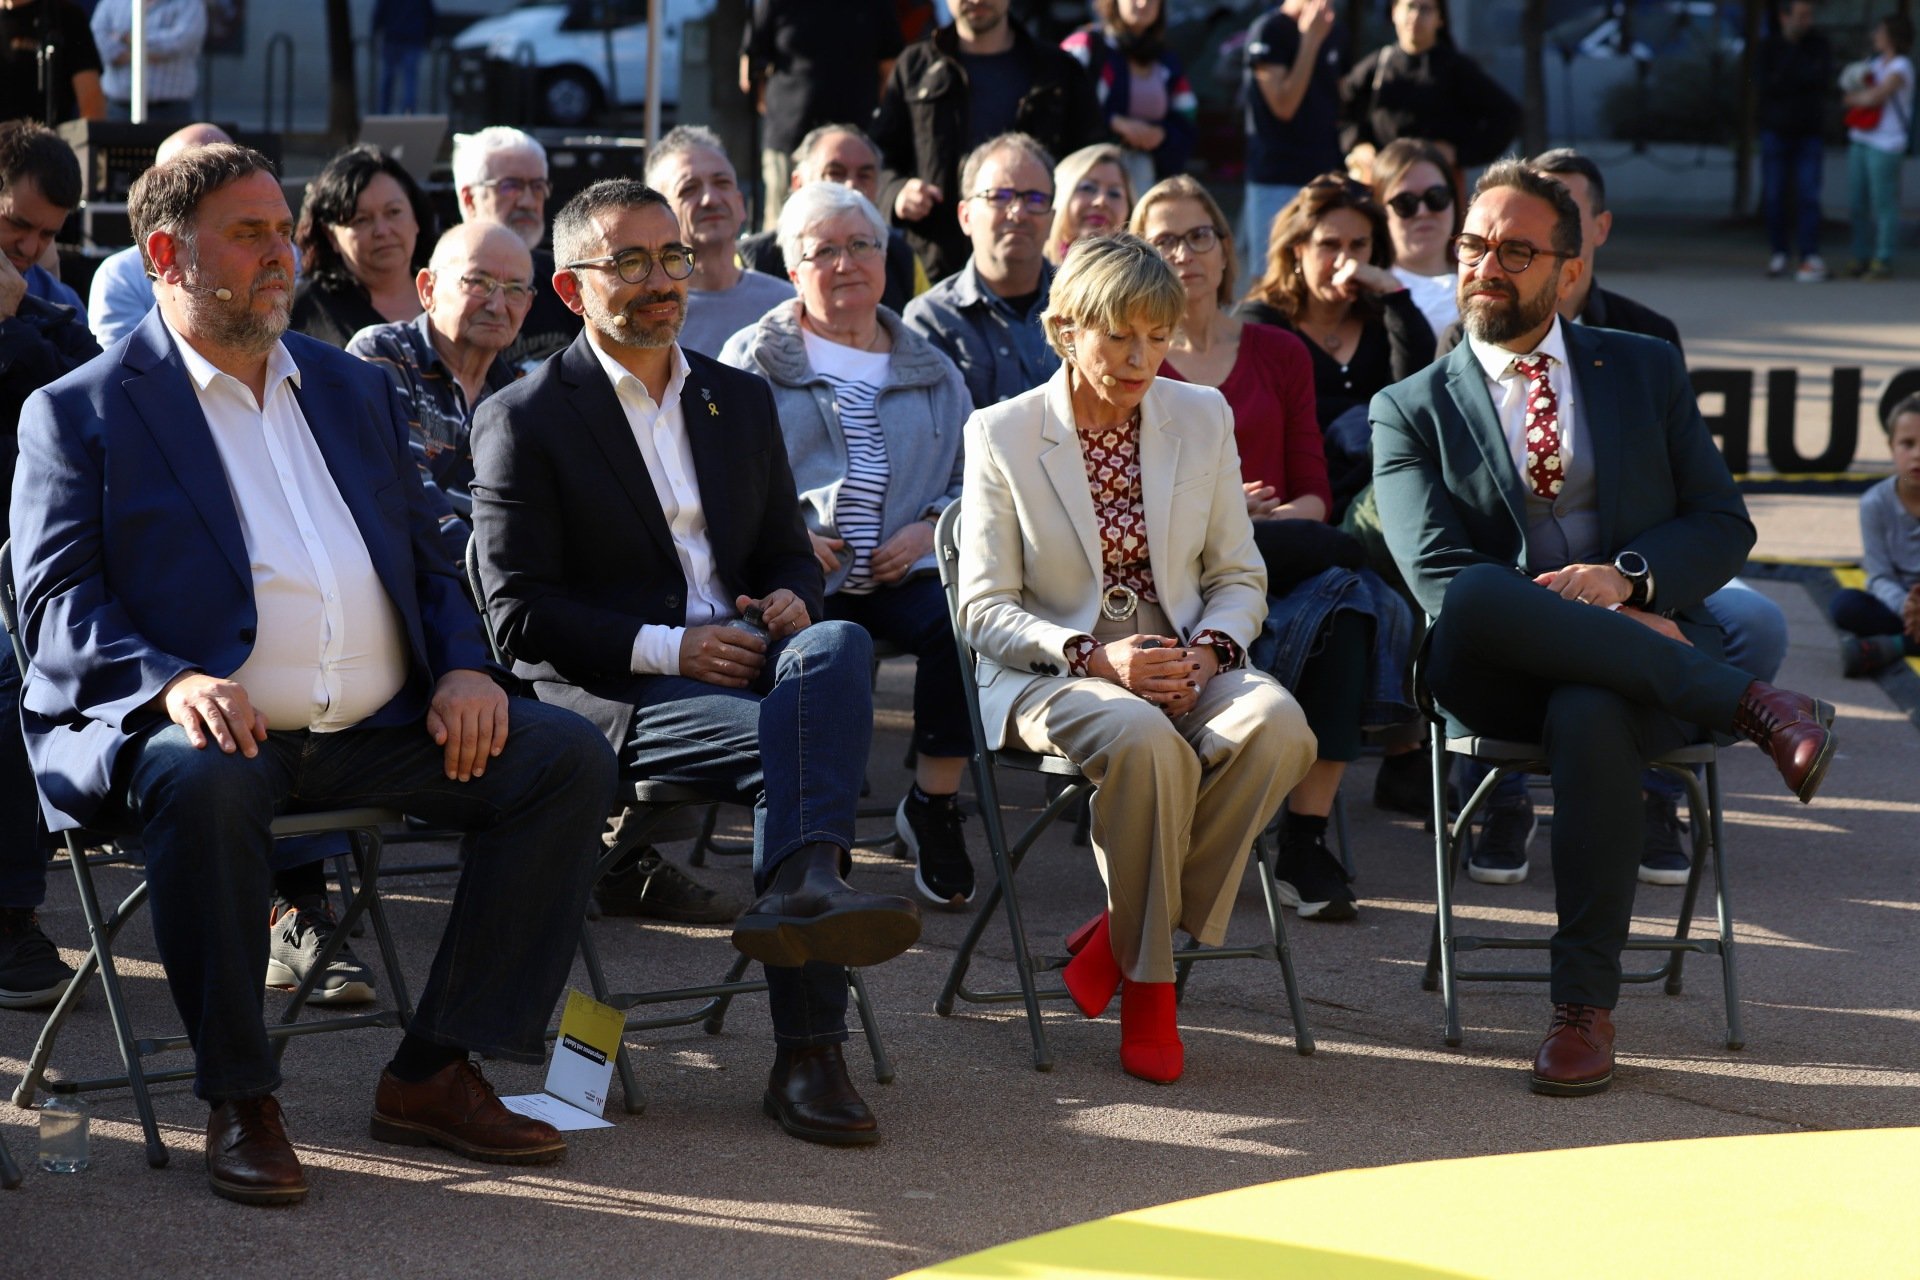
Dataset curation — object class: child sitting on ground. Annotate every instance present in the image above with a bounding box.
[1834,392,1920,676]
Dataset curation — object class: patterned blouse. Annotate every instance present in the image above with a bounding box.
[1060,413,1243,678]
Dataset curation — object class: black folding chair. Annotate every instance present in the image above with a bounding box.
[462,541,893,1113]
[2,544,412,1170]
[930,504,1315,1071]
[1413,624,1744,1050]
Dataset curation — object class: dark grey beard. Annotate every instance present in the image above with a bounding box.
[1459,278,1557,346]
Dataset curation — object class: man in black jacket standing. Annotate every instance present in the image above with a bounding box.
[872,0,1099,282]
[1758,0,1834,282]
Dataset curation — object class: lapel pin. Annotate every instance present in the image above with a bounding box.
[708,402,719,416]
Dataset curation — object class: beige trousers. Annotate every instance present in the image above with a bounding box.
[1006,606,1316,982]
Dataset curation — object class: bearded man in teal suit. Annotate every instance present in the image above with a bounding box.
[1371,160,1836,1098]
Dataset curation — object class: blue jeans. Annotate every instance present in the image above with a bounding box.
[1241,182,1303,296]
[118,699,616,1101]
[1760,131,1824,259]
[0,636,48,910]
[620,620,874,1047]
[826,575,973,758]
[380,42,427,114]
[1829,586,1917,649]
[1848,141,1904,264]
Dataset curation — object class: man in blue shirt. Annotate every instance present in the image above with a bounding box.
[903,133,1059,410]
[0,122,86,322]
[89,123,234,348]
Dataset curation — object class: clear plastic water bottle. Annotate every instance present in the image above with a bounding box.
[734,603,769,641]
[37,1083,89,1174]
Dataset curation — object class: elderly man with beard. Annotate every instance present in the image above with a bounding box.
[470,179,923,1146]
[645,125,795,357]
[10,143,618,1205]
[1370,159,1838,1099]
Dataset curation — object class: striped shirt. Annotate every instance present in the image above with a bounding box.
[802,328,892,595]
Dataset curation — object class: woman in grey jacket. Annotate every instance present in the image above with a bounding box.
[720,182,979,913]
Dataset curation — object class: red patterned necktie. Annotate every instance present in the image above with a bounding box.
[1513,353,1563,499]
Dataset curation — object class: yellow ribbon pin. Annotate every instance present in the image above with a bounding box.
[708,402,719,416]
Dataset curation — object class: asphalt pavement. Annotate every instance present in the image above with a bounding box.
[3,221,1916,1279]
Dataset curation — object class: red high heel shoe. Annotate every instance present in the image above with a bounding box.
[1119,979,1183,1084]
[1061,912,1120,1019]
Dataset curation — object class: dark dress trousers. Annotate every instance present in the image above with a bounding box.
[1370,324,1758,1007]
[10,308,615,1099]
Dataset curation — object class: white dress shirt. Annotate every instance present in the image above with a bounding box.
[1465,314,1577,478]
[166,316,409,731]
[585,340,737,674]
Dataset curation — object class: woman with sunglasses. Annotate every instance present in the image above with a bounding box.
[1046,143,1136,267]
[1137,176,1412,923]
[719,182,980,911]
[1372,138,1461,337]
[1337,0,1519,184]
[1239,174,1435,516]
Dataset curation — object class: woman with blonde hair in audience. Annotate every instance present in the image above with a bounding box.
[1137,175,1413,924]
[957,233,1316,1083]
[1239,172,1434,515]
[1370,137,1463,337]
[1046,143,1135,267]
[720,181,980,912]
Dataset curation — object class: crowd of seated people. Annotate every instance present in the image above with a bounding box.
[0,0,1877,1206]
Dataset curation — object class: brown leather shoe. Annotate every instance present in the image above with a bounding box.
[206,1095,308,1206]
[731,843,921,969]
[1732,681,1837,803]
[370,1059,566,1164]
[762,1043,880,1146]
[1530,1003,1617,1096]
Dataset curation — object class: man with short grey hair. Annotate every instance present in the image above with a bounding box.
[903,132,1060,409]
[645,125,793,356]
[739,123,929,313]
[452,125,582,368]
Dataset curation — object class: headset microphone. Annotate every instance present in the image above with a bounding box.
[611,313,629,328]
[211,287,232,301]
[1100,374,1117,387]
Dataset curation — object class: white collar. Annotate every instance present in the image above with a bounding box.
[1466,313,1571,385]
[587,335,691,411]
[162,310,302,397]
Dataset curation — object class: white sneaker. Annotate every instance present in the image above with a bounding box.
[1795,256,1830,283]
[1766,252,1789,277]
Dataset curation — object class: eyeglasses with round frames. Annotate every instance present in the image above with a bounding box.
[473,177,552,200]
[1450,233,1566,274]
[1386,184,1454,219]
[455,273,536,304]
[796,236,885,268]
[565,245,697,283]
[970,187,1054,215]
[1148,225,1220,259]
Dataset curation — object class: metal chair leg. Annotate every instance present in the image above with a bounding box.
[847,968,895,1084]
[700,951,754,1034]
[575,925,645,1114]
[0,1122,21,1189]
[1253,835,1315,1055]
[1705,762,1744,1049]
[1431,738,1464,1048]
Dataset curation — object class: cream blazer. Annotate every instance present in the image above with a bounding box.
[957,367,1269,749]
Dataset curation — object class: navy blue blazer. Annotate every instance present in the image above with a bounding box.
[1370,323,1754,637]
[9,307,495,831]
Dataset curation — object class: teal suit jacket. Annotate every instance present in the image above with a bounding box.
[1369,323,1754,641]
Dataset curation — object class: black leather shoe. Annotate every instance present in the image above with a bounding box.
[761,1044,879,1146]
[731,843,921,968]
[594,848,743,924]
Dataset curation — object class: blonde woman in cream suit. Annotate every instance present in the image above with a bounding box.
[956,234,1316,1084]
